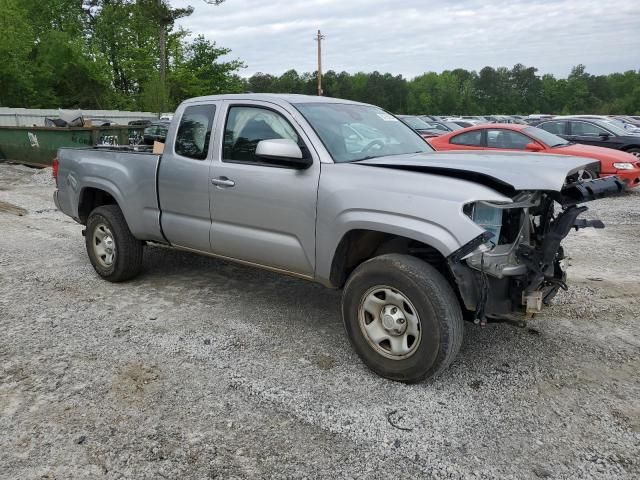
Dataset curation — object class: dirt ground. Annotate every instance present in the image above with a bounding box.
[0,163,638,479]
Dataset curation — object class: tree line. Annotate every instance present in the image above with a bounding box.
[246,66,640,115]
[1,0,638,115]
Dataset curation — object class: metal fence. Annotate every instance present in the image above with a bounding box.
[0,108,158,127]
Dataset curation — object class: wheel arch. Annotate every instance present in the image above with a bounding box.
[621,144,640,154]
[78,186,120,224]
[326,228,454,289]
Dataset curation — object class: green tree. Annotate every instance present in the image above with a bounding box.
[167,35,245,107]
[0,0,35,106]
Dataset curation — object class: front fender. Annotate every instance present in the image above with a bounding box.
[314,162,512,286]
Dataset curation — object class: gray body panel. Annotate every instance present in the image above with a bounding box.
[313,163,509,285]
[357,151,600,192]
[55,93,600,287]
[157,100,219,252]
[207,99,321,277]
[55,148,164,242]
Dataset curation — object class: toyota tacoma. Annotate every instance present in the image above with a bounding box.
[53,94,623,382]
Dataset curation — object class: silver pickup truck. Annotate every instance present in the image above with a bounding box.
[54,94,623,382]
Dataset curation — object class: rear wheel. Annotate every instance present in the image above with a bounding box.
[86,205,143,282]
[342,254,464,383]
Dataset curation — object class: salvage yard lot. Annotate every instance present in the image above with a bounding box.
[0,164,639,479]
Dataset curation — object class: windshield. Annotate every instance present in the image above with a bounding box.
[599,119,639,135]
[443,122,463,131]
[295,103,433,162]
[524,126,569,147]
[400,116,433,130]
[592,119,632,136]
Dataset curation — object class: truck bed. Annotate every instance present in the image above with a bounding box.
[55,147,164,242]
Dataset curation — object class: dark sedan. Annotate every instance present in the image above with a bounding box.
[536,118,640,158]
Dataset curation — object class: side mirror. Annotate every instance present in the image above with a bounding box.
[525,142,543,152]
[599,132,611,139]
[255,139,312,169]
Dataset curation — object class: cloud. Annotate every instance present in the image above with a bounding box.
[173,0,640,78]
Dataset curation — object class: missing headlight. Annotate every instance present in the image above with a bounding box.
[470,203,503,243]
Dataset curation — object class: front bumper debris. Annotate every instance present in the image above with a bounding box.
[447,176,624,322]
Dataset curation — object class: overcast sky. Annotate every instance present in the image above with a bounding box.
[173,0,640,78]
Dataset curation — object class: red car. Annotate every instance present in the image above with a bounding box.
[429,124,640,188]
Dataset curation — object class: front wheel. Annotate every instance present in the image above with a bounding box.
[85,205,143,282]
[577,168,598,181]
[342,254,464,383]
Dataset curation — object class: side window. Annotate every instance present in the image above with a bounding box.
[571,121,609,137]
[486,129,531,149]
[175,104,216,160]
[538,121,566,135]
[450,130,482,146]
[223,106,299,163]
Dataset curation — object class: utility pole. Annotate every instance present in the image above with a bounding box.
[158,0,167,92]
[316,29,325,96]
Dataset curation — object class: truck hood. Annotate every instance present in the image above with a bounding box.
[356,151,601,193]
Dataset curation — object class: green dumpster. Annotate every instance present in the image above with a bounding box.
[0,126,144,166]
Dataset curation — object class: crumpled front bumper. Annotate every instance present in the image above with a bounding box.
[447,176,624,320]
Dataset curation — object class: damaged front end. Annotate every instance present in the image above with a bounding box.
[448,176,624,322]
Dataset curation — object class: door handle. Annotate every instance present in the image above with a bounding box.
[211,176,235,187]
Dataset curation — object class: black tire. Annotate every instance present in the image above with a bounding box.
[342,254,463,383]
[626,147,640,159]
[85,205,143,282]
[579,168,598,181]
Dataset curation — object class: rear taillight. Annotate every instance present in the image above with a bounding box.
[52,157,59,185]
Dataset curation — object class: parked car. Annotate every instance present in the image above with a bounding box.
[493,115,527,125]
[536,117,640,159]
[459,115,490,123]
[444,118,479,128]
[86,118,118,127]
[128,119,153,127]
[555,115,640,134]
[419,119,463,132]
[396,115,446,138]
[612,115,640,128]
[428,124,640,188]
[142,120,170,145]
[53,94,622,383]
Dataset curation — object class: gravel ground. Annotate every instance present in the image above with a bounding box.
[0,163,638,479]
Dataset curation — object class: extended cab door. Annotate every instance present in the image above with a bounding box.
[208,101,321,277]
[157,102,218,251]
